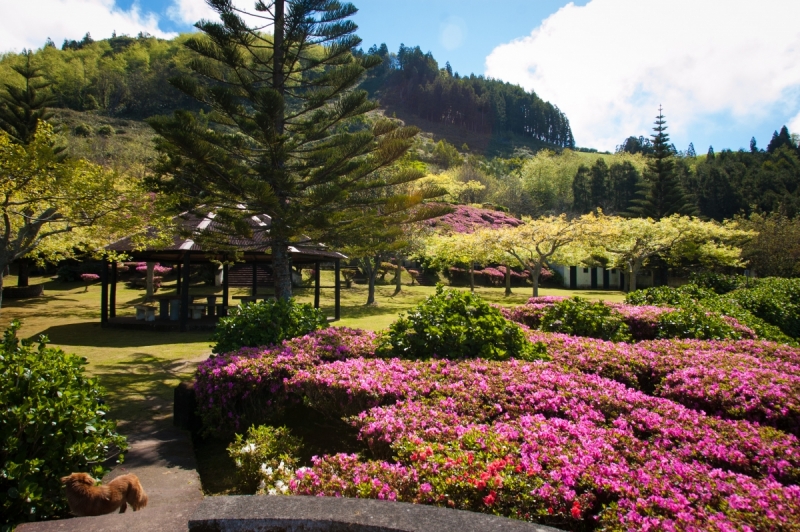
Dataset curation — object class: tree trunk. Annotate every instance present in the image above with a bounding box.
[504,264,512,296]
[365,256,379,305]
[469,262,475,292]
[145,262,155,300]
[0,264,5,310]
[17,258,29,287]
[393,256,403,295]
[272,242,293,300]
[628,261,640,293]
[531,263,542,297]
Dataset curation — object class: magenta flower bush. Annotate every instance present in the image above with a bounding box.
[195,327,380,434]
[195,325,800,529]
[283,358,800,530]
[424,204,522,233]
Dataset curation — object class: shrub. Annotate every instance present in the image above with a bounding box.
[212,298,328,354]
[539,297,632,342]
[656,304,748,340]
[56,265,79,282]
[689,272,747,294]
[96,124,114,136]
[227,425,302,494]
[385,285,545,362]
[729,278,800,338]
[73,123,93,137]
[0,321,126,530]
[626,283,796,344]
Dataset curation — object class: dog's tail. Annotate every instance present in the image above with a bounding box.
[127,476,148,511]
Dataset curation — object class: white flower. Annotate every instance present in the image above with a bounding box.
[277,460,285,472]
[268,488,277,495]
[240,443,257,453]
[257,480,266,491]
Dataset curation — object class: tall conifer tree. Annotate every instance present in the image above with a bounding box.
[630,107,695,219]
[148,0,428,299]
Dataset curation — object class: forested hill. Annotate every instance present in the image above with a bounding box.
[0,33,574,153]
[358,44,575,150]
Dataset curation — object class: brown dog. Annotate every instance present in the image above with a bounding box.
[61,472,148,516]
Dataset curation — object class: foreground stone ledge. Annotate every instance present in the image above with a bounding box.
[189,495,564,532]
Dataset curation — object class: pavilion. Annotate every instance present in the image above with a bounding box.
[101,210,345,331]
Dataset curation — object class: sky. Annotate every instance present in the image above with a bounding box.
[2,0,800,153]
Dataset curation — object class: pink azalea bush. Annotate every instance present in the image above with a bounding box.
[195,323,800,530]
[284,358,800,530]
[424,204,521,234]
[135,262,172,275]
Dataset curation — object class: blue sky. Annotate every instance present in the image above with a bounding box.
[2,0,800,153]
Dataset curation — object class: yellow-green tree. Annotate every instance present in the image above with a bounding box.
[496,214,593,296]
[592,214,752,292]
[0,124,171,307]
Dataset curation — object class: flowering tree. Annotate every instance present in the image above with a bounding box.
[496,214,593,297]
[593,214,752,292]
[0,124,171,308]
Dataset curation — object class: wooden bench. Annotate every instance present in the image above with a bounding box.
[134,304,158,321]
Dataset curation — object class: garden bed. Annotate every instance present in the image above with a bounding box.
[193,326,800,531]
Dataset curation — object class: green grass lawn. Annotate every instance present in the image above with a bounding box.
[0,271,624,492]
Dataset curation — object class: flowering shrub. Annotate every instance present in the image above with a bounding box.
[80,273,99,292]
[194,319,800,529]
[424,204,521,233]
[527,331,800,434]
[283,357,800,530]
[195,327,380,435]
[384,285,544,362]
[227,425,302,494]
[134,262,172,275]
[211,298,328,354]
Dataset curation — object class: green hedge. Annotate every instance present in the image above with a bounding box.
[0,321,126,530]
[385,285,546,362]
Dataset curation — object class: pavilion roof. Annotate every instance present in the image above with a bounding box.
[105,209,346,263]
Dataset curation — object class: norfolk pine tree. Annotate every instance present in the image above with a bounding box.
[630,107,695,219]
[147,0,424,299]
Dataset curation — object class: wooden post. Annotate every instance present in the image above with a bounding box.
[110,262,117,318]
[334,258,341,321]
[222,262,229,317]
[251,256,258,296]
[603,269,610,290]
[100,260,109,327]
[314,261,321,309]
[180,253,190,332]
[176,262,182,293]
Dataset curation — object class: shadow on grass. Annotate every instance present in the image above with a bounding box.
[92,352,204,433]
[38,321,211,348]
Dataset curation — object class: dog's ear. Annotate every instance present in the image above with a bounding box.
[60,475,72,484]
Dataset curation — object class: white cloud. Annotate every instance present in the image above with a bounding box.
[790,112,800,139]
[485,0,800,150]
[167,0,218,26]
[0,0,175,53]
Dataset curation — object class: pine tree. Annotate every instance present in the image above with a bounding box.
[0,51,56,145]
[148,0,427,299]
[750,136,758,153]
[589,158,608,209]
[686,142,696,158]
[630,107,695,219]
[767,126,793,153]
[572,165,591,213]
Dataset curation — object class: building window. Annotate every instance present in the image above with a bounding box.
[611,269,616,273]
[583,268,589,273]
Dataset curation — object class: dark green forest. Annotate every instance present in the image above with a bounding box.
[0,33,573,150]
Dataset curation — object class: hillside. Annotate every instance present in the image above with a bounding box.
[0,33,572,157]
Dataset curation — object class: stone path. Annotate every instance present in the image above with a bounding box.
[17,426,203,532]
